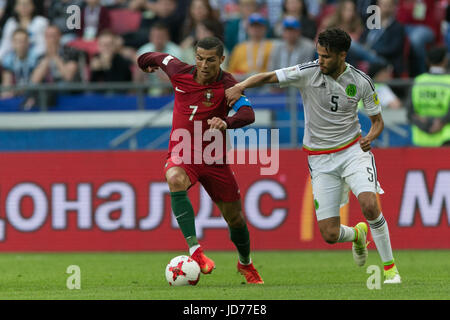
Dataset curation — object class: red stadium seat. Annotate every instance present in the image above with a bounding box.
[67,38,99,58]
[109,9,142,35]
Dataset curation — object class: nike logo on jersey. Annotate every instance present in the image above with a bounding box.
[175,87,186,93]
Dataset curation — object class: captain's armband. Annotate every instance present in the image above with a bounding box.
[232,95,252,112]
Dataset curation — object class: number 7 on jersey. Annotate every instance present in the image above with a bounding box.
[189,105,198,121]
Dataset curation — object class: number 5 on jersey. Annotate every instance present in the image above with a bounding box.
[331,95,339,112]
[189,105,198,120]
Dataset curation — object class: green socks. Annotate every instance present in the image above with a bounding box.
[171,190,251,264]
[170,191,198,248]
[229,224,251,264]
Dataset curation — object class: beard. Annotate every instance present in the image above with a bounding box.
[321,63,338,75]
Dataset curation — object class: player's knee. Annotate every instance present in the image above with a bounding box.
[166,174,189,192]
[360,198,379,220]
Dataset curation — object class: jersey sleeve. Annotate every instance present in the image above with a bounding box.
[360,76,381,116]
[275,62,314,88]
[137,52,191,78]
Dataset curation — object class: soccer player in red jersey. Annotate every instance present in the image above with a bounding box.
[137,37,263,284]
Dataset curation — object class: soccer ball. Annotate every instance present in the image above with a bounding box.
[165,255,201,286]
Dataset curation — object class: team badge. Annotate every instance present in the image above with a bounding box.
[203,89,214,107]
[346,84,357,97]
[373,92,380,105]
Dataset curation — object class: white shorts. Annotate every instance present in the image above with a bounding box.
[308,143,384,221]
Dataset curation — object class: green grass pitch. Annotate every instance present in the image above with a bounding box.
[0,250,448,300]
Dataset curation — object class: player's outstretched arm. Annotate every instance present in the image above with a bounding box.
[225,71,278,107]
[137,52,186,77]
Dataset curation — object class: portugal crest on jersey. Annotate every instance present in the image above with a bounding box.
[203,89,214,107]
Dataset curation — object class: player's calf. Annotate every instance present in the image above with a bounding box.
[320,229,340,244]
[318,217,341,244]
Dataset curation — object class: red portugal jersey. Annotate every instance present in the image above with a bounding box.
[138,52,238,163]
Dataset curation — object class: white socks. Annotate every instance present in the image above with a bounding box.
[189,244,200,256]
[337,224,356,242]
[367,213,394,264]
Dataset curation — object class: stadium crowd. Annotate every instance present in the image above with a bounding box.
[0,0,449,145]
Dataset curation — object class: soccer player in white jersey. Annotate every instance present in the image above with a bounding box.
[225,28,401,284]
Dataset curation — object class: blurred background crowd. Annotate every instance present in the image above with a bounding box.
[0,0,448,102]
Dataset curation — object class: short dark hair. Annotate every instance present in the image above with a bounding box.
[317,28,351,53]
[12,28,28,38]
[151,21,170,32]
[195,36,224,57]
[426,46,447,65]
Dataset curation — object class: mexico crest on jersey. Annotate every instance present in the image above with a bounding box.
[346,84,357,97]
[203,89,214,107]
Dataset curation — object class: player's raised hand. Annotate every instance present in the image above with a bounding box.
[359,136,372,152]
[143,66,159,73]
[225,84,244,107]
[207,117,227,131]
[137,53,159,73]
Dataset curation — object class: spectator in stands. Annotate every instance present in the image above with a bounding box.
[359,62,402,110]
[123,0,188,48]
[24,25,81,110]
[1,28,40,100]
[224,0,260,53]
[137,22,183,58]
[269,16,315,71]
[47,0,84,45]
[319,0,363,41]
[0,0,44,34]
[274,0,317,40]
[396,0,437,77]
[408,46,450,147]
[90,30,132,84]
[227,13,274,80]
[348,0,405,77]
[0,0,49,62]
[78,0,111,41]
[180,0,222,50]
[355,0,377,22]
[136,22,182,96]
[182,19,230,66]
[31,25,80,85]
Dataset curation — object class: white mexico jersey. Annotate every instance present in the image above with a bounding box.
[275,60,381,154]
